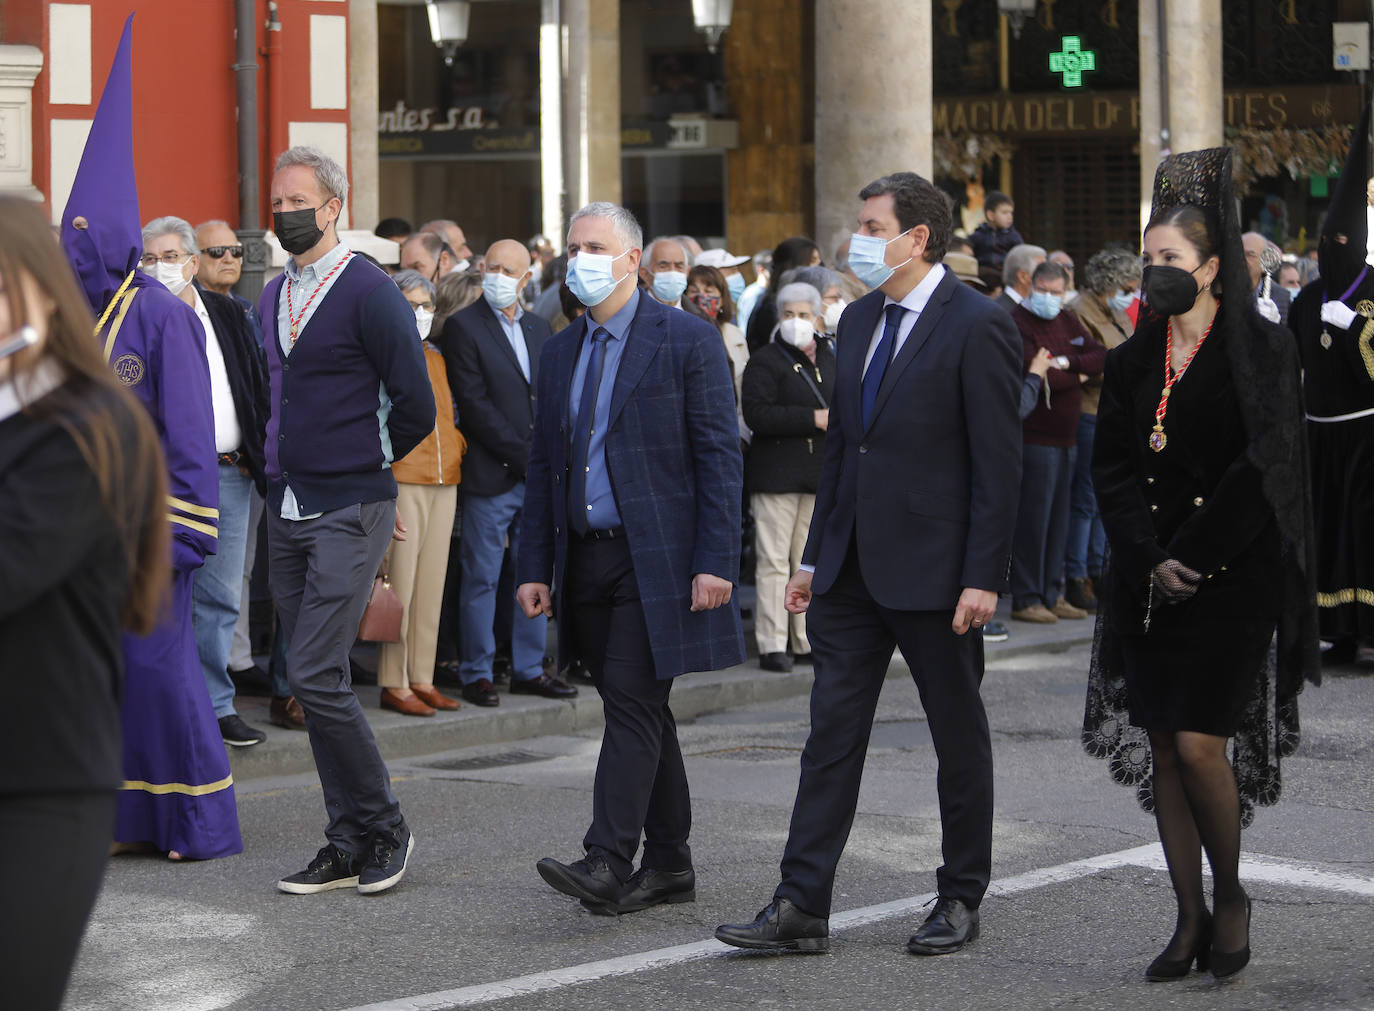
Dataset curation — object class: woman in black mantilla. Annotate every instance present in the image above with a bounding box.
[1083,148,1320,982]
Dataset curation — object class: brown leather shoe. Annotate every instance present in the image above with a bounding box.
[411,684,460,711]
[379,688,435,717]
[1049,596,1088,619]
[1010,604,1059,624]
[269,695,307,729]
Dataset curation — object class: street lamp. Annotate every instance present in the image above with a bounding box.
[426,0,471,66]
[691,0,733,54]
[997,0,1036,37]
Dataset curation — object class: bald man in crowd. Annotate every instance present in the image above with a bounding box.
[441,240,576,706]
[421,219,473,272]
[1242,231,1290,325]
[399,232,460,286]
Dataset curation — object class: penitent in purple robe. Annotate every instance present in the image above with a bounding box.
[60,15,240,859]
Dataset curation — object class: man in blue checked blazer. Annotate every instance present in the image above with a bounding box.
[517,201,745,916]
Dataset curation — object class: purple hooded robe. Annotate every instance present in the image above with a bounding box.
[60,15,240,859]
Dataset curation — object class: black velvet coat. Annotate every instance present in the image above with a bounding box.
[1093,317,1283,632]
[740,337,835,495]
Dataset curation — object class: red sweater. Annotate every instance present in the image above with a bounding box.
[1013,304,1106,447]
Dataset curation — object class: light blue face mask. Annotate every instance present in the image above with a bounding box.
[567,248,632,307]
[651,270,688,304]
[1028,290,1063,320]
[482,270,523,310]
[726,272,746,301]
[847,228,913,289]
[1108,289,1136,312]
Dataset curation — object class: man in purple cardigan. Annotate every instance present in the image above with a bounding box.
[261,147,434,896]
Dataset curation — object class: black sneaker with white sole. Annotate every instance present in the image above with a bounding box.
[357,825,414,894]
[218,713,266,747]
[278,843,361,894]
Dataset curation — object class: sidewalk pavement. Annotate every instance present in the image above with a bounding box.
[225,597,1096,782]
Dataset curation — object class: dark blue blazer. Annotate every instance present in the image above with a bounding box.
[517,295,746,679]
[802,266,1023,610]
[441,297,551,497]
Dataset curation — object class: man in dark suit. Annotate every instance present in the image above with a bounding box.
[517,201,745,916]
[716,172,1023,955]
[443,239,575,706]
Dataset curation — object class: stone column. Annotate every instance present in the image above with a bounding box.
[813,0,931,264]
[1139,0,1223,232]
[563,0,620,210]
[0,45,44,202]
[349,0,380,230]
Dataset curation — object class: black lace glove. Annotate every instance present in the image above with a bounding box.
[1151,558,1202,603]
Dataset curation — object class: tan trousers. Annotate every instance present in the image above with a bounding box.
[378,482,458,689]
[752,491,815,655]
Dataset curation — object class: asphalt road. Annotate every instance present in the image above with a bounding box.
[63,644,1374,1010]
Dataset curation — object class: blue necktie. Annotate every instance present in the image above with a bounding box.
[862,303,907,428]
[570,327,610,534]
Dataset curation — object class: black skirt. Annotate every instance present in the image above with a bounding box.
[1122,616,1275,736]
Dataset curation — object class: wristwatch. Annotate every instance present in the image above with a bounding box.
[1054,355,1071,370]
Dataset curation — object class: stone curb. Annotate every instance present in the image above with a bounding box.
[226,630,1095,783]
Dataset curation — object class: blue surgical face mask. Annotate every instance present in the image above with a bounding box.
[847,228,913,289]
[567,248,632,307]
[726,272,746,301]
[482,270,522,310]
[651,270,688,304]
[1108,289,1136,312]
[1028,290,1063,320]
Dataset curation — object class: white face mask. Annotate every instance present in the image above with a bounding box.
[823,299,846,333]
[415,306,434,339]
[152,258,191,296]
[779,317,815,348]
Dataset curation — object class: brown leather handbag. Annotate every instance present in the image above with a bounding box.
[357,558,403,643]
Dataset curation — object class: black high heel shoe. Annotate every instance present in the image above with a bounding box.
[1210,897,1252,980]
[1145,916,1213,981]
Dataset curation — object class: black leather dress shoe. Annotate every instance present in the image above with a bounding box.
[461,678,500,707]
[758,652,793,673]
[907,897,980,955]
[536,854,621,909]
[715,898,830,953]
[510,672,579,698]
[583,867,695,916]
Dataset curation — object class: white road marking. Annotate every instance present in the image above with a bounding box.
[338,844,1374,1011]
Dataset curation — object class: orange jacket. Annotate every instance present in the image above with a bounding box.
[392,344,467,485]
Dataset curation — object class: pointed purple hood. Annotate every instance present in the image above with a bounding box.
[60,13,141,316]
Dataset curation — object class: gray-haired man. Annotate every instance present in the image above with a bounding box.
[142,216,269,748]
[262,147,435,895]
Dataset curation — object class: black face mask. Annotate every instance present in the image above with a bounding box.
[1141,264,1203,317]
[273,207,326,256]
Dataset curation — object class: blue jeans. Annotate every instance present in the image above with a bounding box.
[1011,442,1076,611]
[192,464,253,718]
[1065,413,1106,580]
[459,484,548,684]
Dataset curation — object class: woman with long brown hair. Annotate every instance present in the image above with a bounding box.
[0,196,169,1008]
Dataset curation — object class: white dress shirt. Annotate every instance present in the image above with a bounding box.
[192,287,243,454]
[862,263,947,377]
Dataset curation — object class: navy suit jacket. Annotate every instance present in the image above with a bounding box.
[441,297,551,497]
[517,295,746,679]
[802,267,1023,610]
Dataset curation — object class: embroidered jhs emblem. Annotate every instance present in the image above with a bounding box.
[113,353,146,386]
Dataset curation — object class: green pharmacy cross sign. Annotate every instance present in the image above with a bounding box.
[1049,36,1096,88]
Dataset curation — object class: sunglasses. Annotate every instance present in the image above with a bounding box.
[204,245,244,259]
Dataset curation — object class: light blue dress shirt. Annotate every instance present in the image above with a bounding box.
[568,289,640,531]
[492,300,531,382]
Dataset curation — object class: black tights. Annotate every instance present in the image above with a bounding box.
[1149,730,1250,957]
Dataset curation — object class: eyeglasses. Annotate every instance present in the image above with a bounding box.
[204,245,244,260]
[139,251,193,267]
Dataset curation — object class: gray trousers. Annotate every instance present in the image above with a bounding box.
[267,499,403,855]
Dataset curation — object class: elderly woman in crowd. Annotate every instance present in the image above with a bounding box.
[780,265,848,339]
[1064,247,1142,610]
[741,281,835,672]
[378,270,468,716]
